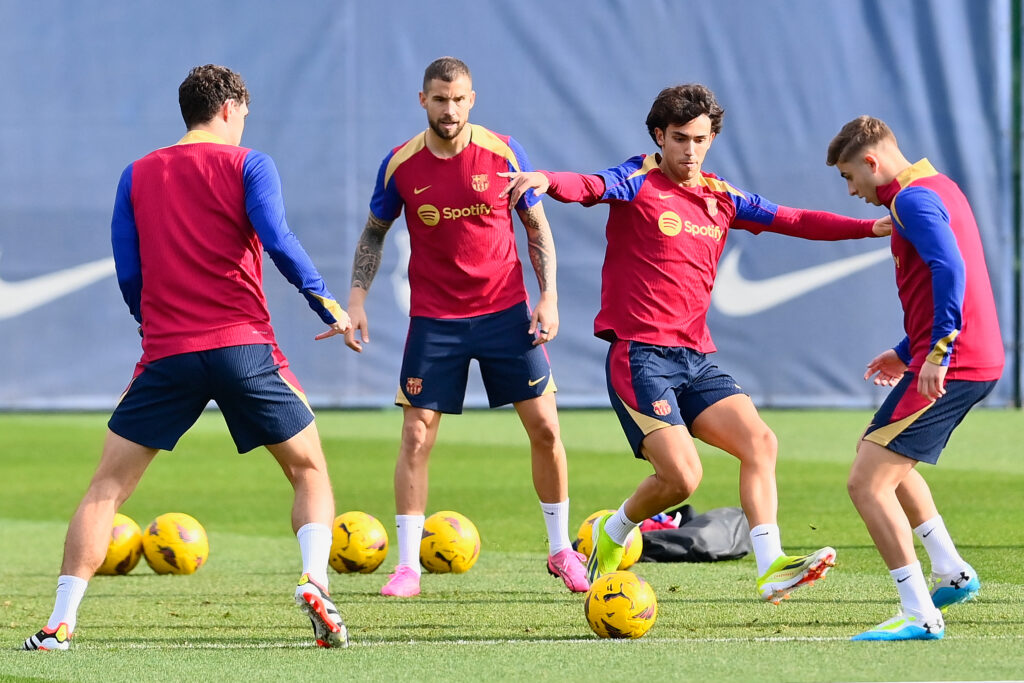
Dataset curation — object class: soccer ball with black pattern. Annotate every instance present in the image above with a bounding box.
[95,512,144,575]
[329,511,389,574]
[419,510,480,574]
[142,512,209,575]
[584,570,658,639]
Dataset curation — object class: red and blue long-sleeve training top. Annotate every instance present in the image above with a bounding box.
[111,130,342,363]
[877,159,1003,380]
[541,154,877,350]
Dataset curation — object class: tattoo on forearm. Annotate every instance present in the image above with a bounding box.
[521,205,556,293]
[351,212,393,291]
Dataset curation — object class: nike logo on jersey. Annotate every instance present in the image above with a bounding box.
[0,254,116,320]
[711,246,891,317]
[658,192,673,199]
[528,376,547,387]
[413,185,431,195]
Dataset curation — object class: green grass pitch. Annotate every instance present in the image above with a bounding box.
[1,408,1022,681]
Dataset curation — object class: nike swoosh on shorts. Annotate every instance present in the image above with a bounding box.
[0,255,116,320]
[711,246,890,317]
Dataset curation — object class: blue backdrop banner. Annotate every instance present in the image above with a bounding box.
[0,1,1014,409]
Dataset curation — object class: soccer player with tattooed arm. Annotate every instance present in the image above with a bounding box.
[344,57,589,598]
[500,83,891,604]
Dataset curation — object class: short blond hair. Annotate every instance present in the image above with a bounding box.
[827,116,897,166]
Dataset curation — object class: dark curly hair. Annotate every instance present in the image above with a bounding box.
[645,84,724,145]
[178,64,250,128]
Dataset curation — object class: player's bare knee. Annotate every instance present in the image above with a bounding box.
[754,427,778,462]
[661,463,702,502]
[400,422,434,461]
[526,420,560,452]
[846,472,877,508]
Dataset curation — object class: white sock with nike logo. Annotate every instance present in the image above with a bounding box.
[48,575,88,634]
[749,524,783,575]
[913,515,966,576]
[604,504,639,546]
[890,561,932,617]
[540,500,571,555]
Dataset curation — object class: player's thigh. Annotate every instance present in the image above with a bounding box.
[395,316,473,414]
[862,375,996,465]
[850,438,918,491]
[85,430,160,502]
[690,394,775,461]
[604,339,686,459]
[265,420,328,477]
[108,354,212,451]
[476,302,555,407]
[208,344,315,454]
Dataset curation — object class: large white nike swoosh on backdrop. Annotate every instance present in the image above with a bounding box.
[0,254,116,320]
[711,246,891,317]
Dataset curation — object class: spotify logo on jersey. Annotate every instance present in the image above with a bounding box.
[417,204,440,226]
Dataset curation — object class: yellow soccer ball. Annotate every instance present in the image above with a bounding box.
[95,513,144,575]
[420,510,480,574]
[575,509,643,570]
[330,511,389,573]
[584,570,658,639]
[142,512,209,575]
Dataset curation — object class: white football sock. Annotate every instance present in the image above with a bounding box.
[890,561,935,617]
[396,514,424,575]
[296,522,332,588]
[540,499,572,555]
[749,523,784,575]
[913,515,966,576]
[47,575,88,633]
[604,504,638,546]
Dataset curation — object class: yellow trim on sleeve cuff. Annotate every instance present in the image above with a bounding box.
[926,330,959,365]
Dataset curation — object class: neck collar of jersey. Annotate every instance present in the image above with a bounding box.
[176,130,230,146]
[876,158,937,208]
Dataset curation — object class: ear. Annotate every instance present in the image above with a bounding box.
[418,91,427,110]
[654,127,665,148]
[864,152,881,173]
[467,89,476,111]
[219,99,234,122]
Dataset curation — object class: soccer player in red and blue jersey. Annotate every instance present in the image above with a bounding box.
[23,65,351,651]
[828,116,1003,641]
[344,57,588,597]
[500,84,891,604]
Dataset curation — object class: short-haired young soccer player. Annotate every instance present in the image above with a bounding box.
[827,116,1003,641]
[22,65,352,650]
[344,57,588,597]
[500,84,891,603]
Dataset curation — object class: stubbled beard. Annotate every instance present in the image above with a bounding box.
[430,118,465,140]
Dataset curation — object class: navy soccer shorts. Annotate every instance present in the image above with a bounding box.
[108,344,314,453]
[862,372,997,464]
[606,340,745,459]
[395,301,555,414]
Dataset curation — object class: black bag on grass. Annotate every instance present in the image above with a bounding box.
[638,505,751,563]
